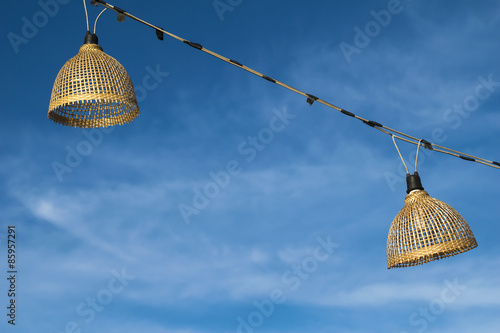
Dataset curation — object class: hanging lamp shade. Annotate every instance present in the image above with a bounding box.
[387,172,477,269]
[48,32,139,128]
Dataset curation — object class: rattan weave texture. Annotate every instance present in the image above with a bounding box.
[48,44,139,128]
[387,190,477,269]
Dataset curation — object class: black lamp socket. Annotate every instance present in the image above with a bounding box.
[84,31,99,45]
[406,172,424,194]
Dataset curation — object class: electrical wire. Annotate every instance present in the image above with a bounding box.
[94,8,108,34]
[82,0,90,32]
[415,139,423,172]
[91,0,500,171]
[393,135,409,175]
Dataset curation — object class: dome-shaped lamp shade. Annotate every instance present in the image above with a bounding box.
[387,174,477,269]
[48,34,139,128]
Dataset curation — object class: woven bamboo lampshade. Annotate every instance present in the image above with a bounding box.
[387,172,477,269]
[48,32,139,128]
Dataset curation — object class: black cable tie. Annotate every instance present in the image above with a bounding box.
[156,28,164,41]
[184,41,203,50]
[459,155,475,162]
[306,94,318,106]
[493,161,500,167]
[117,12,125,22]
[341,109,355,117]
[230,59,243,67]
[363,120,383,128]
[420,139,433,150]
[262,75,276,83]
[90,0,99,6]
[112,5,126,22]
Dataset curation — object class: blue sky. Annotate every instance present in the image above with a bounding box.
[1,0,500,332]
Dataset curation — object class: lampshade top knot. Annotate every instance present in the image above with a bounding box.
[48,39,139,128]
[387,190,477,269]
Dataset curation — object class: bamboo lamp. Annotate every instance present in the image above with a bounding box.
[387,172,478,269]
[48,32,139,128]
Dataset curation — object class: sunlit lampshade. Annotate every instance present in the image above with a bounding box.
[387,172,477,269]
[48,32,139,128]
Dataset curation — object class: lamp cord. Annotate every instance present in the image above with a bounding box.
[392,135,409,174]
[415,139,423,172]
[90,0,500,171]
[83,0,90,32]
[94,8,108,34]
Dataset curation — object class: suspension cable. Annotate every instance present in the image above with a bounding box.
[90,0,500,171]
